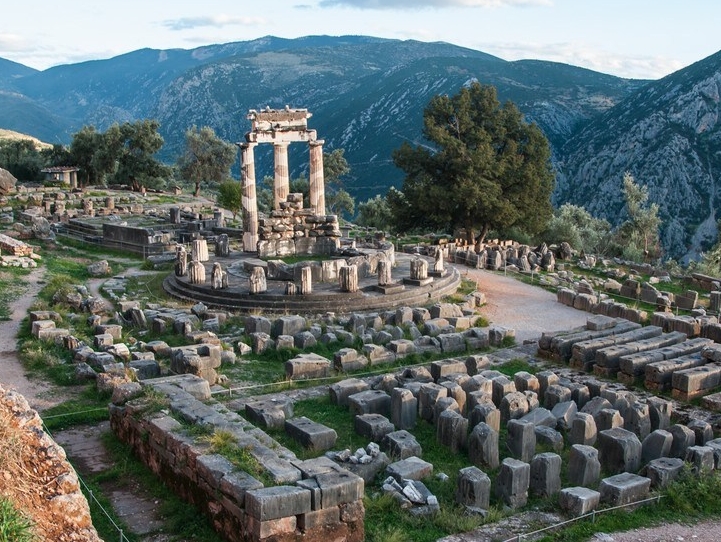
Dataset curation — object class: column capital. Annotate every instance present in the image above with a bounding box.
[309,139,325,147]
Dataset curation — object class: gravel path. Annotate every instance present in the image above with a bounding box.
[458,266,588,343]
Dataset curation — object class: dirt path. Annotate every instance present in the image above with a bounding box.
[458,266,589,343]
[0,266,76,411]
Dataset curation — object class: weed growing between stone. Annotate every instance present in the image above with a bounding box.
[0,497,35,542]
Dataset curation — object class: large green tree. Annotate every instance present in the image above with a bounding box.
[177,126,237,197]
[616,172,661,261]
[113,120,171,191]
[390,82,554,244]
[323,148,354,217]
[216,179,243,221]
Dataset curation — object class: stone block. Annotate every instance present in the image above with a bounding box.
[530,452,562,498]
[245,397,294,430]
[687,419,714,446]
[495,458,530,509]
[551,400,578,431]
[381,430,422,460]
[599,473,651,507]
[354,413,395,443]
[647,397,673,430]
[520,407,556,428]
[491,375,516,407]
[272,315,306,338]
[514,371,540,394]
[386,456,433,482]
[329,378,370,407]
[391,387,417,430]
[641,429,673,464]
[645,457,685,488]
[285,416,337,452]
[568,444,601,487]
[598,428,643,474]
[245,486,311,521]
[623,402,651,440]
[348,389,391,418]
[559,487,601,517]
[315,470,364,507]
[570,412,597,446]
[285,352,331,380]
[685,445,715,472]
[418,383,448,422]
[437,410,468,454]
[507,419,536,463]
[430,359,467,382]
[534,426,564,453]
[669,424,696,458]
[456,466,491,511]
[469,422,499,470]
[469,403,500,433]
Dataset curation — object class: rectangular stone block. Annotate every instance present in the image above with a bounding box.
[599,473,651,507]
[430,359,468,382]
[354,413,395,442]
[245,486,311,521]
[329,378,370,407]
[672,363,721,400]
[645,354,706,391]
[315,470,365,507]
[348,390,391,418]
[285,416,337,452]
[559,487,600,516]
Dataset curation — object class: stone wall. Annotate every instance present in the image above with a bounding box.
[110,379,364,542]
[257,201,340,259]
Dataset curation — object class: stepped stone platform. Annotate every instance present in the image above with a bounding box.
[164,252,461,314]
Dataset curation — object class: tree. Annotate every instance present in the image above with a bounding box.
[178,126,237,197]
[543,203,612,255]
[390,82,554,244]
[617,172,661,261]
[216,180,243,221]
[357,194,394,231]
[113,120,171,191]
[0,139,44,181]
[323,148,355,217]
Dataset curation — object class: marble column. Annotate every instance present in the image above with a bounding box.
[273,142,290,209]
[240,142,258,252]
[309,139,326,216]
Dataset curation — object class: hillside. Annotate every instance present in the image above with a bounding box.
[557,50,721,262]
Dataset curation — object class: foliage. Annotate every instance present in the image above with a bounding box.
[0,497,36,542]
[323,148,355,217]
[390,82,554,244]
[40,388,111,431]
[177,126,237,197]
[69,120,171,190]
[216,179,243,220]
[615,172,662,261]
[542,203,612,255]
[356,194,394,231]
[0,139,45,182]
[692,219,721,276]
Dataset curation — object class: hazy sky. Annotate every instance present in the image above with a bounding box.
[1,0,718,79]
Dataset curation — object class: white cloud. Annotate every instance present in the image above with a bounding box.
[318,0,551,8]
[163,15,266,31]
[0,33,29,53]
[478,41,684,80]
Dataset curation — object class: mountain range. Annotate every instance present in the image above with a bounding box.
[1,35,719,261]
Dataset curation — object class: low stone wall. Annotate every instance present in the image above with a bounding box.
[110,379,364,542]
[257,204,340,259]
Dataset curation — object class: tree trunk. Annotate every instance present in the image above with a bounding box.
[194,182,201,198]
[476,224,490,245]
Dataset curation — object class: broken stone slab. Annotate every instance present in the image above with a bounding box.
[599,473,651,507]
[646,397,673,431]
[418,383,448,422]
[551,400,578,431]
[669,424,696,459]
[386,456,433,482]
[623,402,651,440]
[500,391,530,424]
[436,409,468,454]
[559,487,601,517]
[285,417,338,452]
[519,407,556,428]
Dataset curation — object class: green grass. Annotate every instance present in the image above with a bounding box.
[123,272,175,304]
[0,497,36,542]
[40,387,111,431]
[0,268,32,320]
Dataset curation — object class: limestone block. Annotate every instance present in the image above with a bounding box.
[685,445,715,472]
[520,407,556,428]
[645,457,685,488]
[599,473,651,507]
[568,444,601,487]
[348,390,391,418]
[381,430,422,460]
[530,452,561,498]
[315,470,365,507]
[285,417,337,452]
[456,466,491,511]
[469,422,499,469]
[507,419,536,463]
[285,352,331,380]
[495,458,530,509]
[491,375,516,407]
[647,397,673,431]
[272,315,306,338]
[386,456,433,482]
[596,408,625,432]
[534,426,564,453]
[354,413,395,443]
[669,424,696,459]
[430,359,467,382]
[245,486,311,521]
[391,387,417,430]
[514,371,540,394]
[559,487,601,517]
[418,383,448,422]
[551,400,578,431]
[500,391,530,424]
[437,410,468,454]
[641,429,673,464]
[687,419,714,446]
[329,378,370,407]
[598,428,643,474]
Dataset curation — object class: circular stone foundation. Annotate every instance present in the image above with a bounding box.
[163,251,461,314]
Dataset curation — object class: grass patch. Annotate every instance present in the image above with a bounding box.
[199,429,274,487]
[494,358,539,377]
[40,387,111,431]
[123,272,174,304]
[0,268,32,321]
[0,497,36,542]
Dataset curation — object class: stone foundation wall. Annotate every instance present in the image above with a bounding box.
[257,205,340,259]
[109,387,364,542]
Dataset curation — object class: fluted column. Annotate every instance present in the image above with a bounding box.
[274,142,290,209]
[309,139,326,216]
[240,142,258,252]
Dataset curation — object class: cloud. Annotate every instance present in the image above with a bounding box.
[318,0,551,8]
[0,33,29,52]
[477,41,683,80]
[163,14,266,31]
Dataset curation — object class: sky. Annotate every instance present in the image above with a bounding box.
[1,0,719,80]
